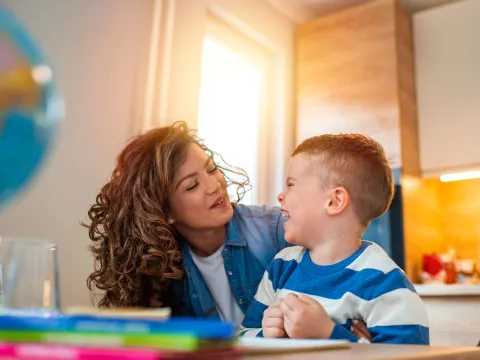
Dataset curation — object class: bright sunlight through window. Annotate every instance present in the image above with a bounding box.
[198,36,261,205]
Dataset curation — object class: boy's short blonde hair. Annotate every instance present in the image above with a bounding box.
[293,134,394,226]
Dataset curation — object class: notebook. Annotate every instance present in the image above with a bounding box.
[62,307,171,320]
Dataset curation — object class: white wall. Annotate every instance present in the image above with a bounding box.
[0,0,294,307]
[0,0,153,306]
[414,0,480,177]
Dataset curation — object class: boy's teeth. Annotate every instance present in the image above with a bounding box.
[282,211,290,218]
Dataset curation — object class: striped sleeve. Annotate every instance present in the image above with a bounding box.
[333,244,430,345]
[237,270,274,337]
[328,285,430,344]
[238,246,305,337]
[362,283,430,344]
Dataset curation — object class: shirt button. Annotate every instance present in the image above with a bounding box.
[192,294,197,299]
[227,271,233,276]
[239,299,243,304]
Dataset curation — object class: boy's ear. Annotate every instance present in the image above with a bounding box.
[325,187,349,216]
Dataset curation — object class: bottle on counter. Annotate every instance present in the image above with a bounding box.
[441,249,457,285]
[444,261,457,284]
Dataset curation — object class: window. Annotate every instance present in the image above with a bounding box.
[146,3,294,206]
[197,18,270,205]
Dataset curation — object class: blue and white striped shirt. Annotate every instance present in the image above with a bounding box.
[240,241,429,344]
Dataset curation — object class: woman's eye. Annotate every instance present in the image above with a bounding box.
[287,183,294,187]
[186,182,199,191]
[208,166,218,174]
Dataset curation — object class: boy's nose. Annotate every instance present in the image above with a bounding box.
[277,192,285,204]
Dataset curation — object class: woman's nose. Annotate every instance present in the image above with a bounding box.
[277,192,285,204]
[206,176,221,195]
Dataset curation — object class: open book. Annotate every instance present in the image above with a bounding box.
[237,337,350,354]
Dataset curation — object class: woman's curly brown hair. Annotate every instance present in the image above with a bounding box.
[83,121,249,310]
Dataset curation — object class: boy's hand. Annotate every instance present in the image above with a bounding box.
[262,299,287,338]
[280,293,335,339]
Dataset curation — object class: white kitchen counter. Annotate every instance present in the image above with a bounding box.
[414,284,480,297]
[415,286,480,347]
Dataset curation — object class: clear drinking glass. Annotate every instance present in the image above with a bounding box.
[0,237,60,314]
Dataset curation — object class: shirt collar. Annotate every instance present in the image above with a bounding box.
[225,205,247,246]
[180,205,247,256]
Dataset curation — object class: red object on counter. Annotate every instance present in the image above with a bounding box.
[422,253,443,276]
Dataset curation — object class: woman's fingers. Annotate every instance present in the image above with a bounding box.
[351,320,372,341]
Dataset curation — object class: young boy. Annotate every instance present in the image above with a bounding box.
[239,134,429,344]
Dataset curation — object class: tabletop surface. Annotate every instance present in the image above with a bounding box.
[245,343,480,360]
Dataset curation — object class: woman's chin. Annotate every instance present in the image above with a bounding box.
[215,203,234,225]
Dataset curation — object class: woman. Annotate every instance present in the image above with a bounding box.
[84,121,370,338]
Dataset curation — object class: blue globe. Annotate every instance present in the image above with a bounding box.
[0,5,63,211]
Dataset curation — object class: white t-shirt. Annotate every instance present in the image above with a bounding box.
[189,245,244,324]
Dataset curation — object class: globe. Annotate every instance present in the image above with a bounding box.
[0,5,63,212]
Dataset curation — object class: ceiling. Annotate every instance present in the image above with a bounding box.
[268,0,462,23]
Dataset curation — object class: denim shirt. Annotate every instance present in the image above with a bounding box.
[171,204,288,319]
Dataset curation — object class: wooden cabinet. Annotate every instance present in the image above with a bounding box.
[296,0,419,175]
[414,0,480,178]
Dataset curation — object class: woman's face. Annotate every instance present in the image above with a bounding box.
[169,143,233,231]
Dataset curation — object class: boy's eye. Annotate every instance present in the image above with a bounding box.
[287,183,294,187]
[186,182,199,191]
[208,166,218,174]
